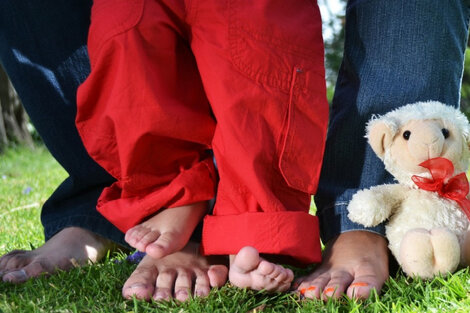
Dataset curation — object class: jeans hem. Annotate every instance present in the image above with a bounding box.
[318,201,386,244]
[43,215,129,248]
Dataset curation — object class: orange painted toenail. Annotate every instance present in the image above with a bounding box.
[300,286,316,295]
[324,287,335,294]
[351,282,369,287]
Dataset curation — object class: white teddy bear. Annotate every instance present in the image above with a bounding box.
[348,101,470,279]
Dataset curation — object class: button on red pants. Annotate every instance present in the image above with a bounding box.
[76,0,328,264]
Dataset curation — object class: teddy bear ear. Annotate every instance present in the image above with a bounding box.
[367,120,396,159]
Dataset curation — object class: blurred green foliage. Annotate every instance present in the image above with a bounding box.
[460,48,470,118]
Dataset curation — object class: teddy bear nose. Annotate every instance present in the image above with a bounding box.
[421,137,443,158]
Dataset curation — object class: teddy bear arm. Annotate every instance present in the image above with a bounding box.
[347,184,405,227]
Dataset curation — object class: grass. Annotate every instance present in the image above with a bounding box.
[1,145,470,312]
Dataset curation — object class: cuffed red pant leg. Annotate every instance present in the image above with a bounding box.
[190,1,328,264]
[76,0,217,232]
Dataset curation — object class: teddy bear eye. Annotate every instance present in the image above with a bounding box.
[403,130,411,140]
[442,128,450,139]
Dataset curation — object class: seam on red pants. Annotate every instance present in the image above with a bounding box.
[88,0,145,66]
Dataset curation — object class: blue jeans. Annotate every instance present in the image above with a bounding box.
[316,0,470,242]
[0,0,127,247]
[1,0,469,248]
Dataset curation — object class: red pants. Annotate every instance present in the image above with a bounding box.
[76,0,328,264]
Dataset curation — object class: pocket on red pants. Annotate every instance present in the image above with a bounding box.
[278,67,328,194]
[228,0,328,194]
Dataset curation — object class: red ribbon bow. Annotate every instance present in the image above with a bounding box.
[411,157,470,221]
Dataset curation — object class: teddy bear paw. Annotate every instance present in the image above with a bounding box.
[399,228,460,279]
[347,189,388,227]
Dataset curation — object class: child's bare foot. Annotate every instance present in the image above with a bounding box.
[296,231,389,300]
[229,246,294,292]
[125,202,208,259]
[0,227,114,283]
[122,241,228,301]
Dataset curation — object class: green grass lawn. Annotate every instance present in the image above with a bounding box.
[0,146,469,313]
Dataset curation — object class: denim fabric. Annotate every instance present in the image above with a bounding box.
[0,0,128,247]
[316,0,470,243]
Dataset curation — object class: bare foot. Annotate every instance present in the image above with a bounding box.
[229,246,294,292]
[296,231,389,300]
[125,202,207,259]
[122,241,228,301]
[0,227,114,283]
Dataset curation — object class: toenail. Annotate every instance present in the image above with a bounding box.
[175,290,188,299]
[351,282,369,287]
[324,287,336,294]
[155,291,170,300]
[128,283,147,289]
[300,286,316,296]
[195,290,206,297]
[3,269,27,282]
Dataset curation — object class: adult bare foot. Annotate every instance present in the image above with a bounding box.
[296,231,389,300]
[122,241,228,301]
[125,202,207,260]
[229,246,294,292]
[0,227,114,283]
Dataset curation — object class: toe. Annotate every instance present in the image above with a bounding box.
[258,260,277,277]
[299,285,320,299]
[1,252,32,273]
[146,232,183,259]
[154,269,177,301]
[174,269,193,302]
[193,269,211,298]
[297,273,330,299]
[232,247,261,273]
[3,261,48,283]
[122,256,159,300]
[322,270,353,300]
[0,250,24,269]
[134,231,161,252]
[207,265,228,287]
[3,269,28,283]
[279,281,293,293]
[273,267,287,282]
[125,226,152,249]
[276,267,294,284]
[346,273,385,299]
[346,280,375,299]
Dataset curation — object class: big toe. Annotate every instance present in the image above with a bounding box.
[231,246,261,273]
[346,272,387,299]
[145,232,186,259]
[122,256,159,300]
[0,250,34,273]
[125,226,154,251]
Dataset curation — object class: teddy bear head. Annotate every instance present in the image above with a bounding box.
[367,101,470,186]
